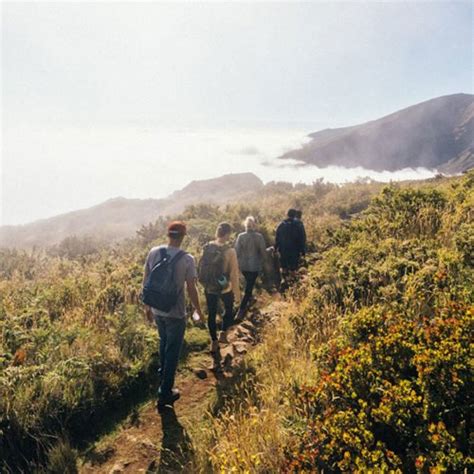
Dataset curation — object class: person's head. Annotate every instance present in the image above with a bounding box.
[295,210,303,220]
[167,221,187,246]
[287,208,297,219]
[216,222,232,242]
[244,216,256,231]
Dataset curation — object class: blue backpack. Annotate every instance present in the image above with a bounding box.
[142,248,187,312]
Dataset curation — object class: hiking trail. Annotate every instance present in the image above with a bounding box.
[79,295,284,473]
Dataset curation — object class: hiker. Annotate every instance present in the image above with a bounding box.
[262,245,281,292]
[235,216,266,320]
[275,208,306,288]
[198,222,241,353]
[294,209,307,256]
[143,221,203,407]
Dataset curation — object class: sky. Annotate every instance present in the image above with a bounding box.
[1,1,473,225]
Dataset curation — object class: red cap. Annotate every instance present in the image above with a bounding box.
[167,221,187,237]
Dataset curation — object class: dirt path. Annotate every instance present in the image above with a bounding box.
[79,297,281,473]
[80,364,216,473]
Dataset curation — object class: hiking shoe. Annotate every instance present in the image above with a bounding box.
[210,340,219,353]
[218,331,228,344]
[157,388,180,407]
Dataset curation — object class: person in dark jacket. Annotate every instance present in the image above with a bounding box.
[275,209,305,288]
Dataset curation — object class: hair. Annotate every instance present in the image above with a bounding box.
[287,208,297,219]
[167,221,187,239]
[295,210,303,219]
[216,222,232,238]
[244,216,256,231]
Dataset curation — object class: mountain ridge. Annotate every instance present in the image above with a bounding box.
[281,93,474,173]
[0,173,263,249]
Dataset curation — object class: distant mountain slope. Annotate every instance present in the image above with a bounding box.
[0,173,263,249]
[281,93,474,173]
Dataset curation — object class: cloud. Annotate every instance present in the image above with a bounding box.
[228,145,261,156]
[240,146,260,155]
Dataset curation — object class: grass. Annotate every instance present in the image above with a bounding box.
[1,172,472,471]
[192,302,320,473]
[193,172,474,472]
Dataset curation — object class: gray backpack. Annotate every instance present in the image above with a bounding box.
[198,243,229,293]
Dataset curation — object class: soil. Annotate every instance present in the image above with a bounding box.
[80,368,215,473]
[79,296,282,473]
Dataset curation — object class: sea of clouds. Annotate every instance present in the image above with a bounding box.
[2,125,438,225]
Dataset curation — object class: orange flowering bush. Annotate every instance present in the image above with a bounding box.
[286,303,472,472]
[286,173,474,472]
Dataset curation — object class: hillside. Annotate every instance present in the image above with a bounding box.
[1,172,472,472]
[281,93,474,173]
[0,173,263,249]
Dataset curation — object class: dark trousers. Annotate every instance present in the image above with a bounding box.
[156,316,186,397]
[205,291,234,341]
[239,271,259,312]
[279,251,300,271]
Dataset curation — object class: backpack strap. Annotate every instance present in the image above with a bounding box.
[169,250,187,299]
[150,248,186,273]
[159,246,168,261]
[169,250,187,268]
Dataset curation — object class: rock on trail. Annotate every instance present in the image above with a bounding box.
[79,298,283,473]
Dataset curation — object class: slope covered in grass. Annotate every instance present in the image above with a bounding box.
[199,171,473,472]
[1,173,472,472]
[0,178,381,470]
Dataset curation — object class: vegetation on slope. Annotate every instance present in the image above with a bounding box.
[200,172,473,472]
[1,173,472,472]
[1,178,374,471]
[0,172,263,249]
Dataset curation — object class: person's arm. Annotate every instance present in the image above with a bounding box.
[185,256,203,319]
[186,278,203,319]
[142,253,154,323]
[258,233,267,260]
[275,223,282,252]
[235,234,242,260]
[228,249,241,302]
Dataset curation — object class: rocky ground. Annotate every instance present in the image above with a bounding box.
[79,296,282,473]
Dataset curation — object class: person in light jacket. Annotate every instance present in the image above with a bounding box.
[201,222,241,353]
[235,216,266,320]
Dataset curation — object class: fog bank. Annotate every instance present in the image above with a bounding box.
[2,126,437,226]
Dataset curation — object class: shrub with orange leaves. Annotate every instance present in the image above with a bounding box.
[285,173,474,472]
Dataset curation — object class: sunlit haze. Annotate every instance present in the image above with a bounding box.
[2,1,472,225]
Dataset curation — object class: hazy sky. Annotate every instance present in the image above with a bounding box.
[1,1,473,225]
[3,1,472,127]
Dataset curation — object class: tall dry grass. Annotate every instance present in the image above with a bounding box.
[195,301,323,473]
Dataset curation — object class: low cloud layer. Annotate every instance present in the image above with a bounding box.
[2,125,439,226]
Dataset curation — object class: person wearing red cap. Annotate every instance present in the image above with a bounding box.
[143,221,203,407]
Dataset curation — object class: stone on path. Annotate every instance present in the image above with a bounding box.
[220,345,235,370]
[233,341,248,355]
[108,462,125,474]
[240,321,255,332]
[193,368,208,379]
[220,345,234,360]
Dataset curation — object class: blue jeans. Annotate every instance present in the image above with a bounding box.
[156,316,186,397]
